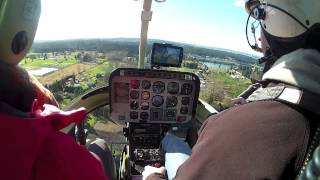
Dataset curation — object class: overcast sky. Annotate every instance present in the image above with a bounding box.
[35,0,259,55]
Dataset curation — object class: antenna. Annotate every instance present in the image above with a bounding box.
[136,0,167,69]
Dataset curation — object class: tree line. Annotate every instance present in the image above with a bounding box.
[31,38,258,65]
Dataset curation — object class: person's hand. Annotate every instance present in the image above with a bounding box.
[32,103,87,130]
[28,72,59,107]
[142,166,166,180]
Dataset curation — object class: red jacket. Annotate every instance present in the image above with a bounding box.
[0,104,108,180]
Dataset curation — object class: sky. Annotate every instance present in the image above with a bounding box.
[35,0,259,55]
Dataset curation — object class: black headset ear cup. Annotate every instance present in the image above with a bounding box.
[253,6,266,20]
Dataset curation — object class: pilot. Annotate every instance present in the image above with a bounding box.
[0,0,113,180]
[145,0,320,179]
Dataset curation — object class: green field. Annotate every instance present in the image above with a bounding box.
[19,58,77,70]
[209,72,251,97]
[199,68,251,110]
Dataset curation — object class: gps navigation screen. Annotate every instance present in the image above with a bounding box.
[151,43,183,67]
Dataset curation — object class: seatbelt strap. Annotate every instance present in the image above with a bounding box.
[246,86,320,116]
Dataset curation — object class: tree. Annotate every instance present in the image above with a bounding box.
[83,53,94,62]
[43,53,48,60]
[183,60,199,69]
[200,79,225,109]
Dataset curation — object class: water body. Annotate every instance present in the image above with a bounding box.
[203,62,231,69]
[29,67,58,76]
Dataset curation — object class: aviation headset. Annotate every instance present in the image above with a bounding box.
[0,0,41,65]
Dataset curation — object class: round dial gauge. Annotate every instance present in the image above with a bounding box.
[181,97,190,105]
[130,111,139,119]
[181,83,193,95]
[167,82,179,94]
[130,101,139,110]
[141,102,150,110]
[141,91,150,100]
[166,96,178,108]
[140,112,149,120]
[130,90,139,99]
[142,80,151,89]
[152,95,164,107]
[152,81,165,94]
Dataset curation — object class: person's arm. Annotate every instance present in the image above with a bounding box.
[173,101,309,180]
[145,101,309,180]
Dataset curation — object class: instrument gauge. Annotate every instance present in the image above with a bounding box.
[166,96,178,108]
[152,81,165,94]
[181,97,190,105]
[152,95,164,107]
[130,90,139,99]
[181,83,193,95]
[141,91,150,100]
[140,112,149,120]
[142,80,151,89]
[130,101,139,110]
[141,102,150,110]
[167,82,179,94]
[130,111,139,119]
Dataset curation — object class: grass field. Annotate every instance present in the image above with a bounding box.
[38,63,94,86]
[19,58,77,70]
[199,68,251,110]
[209,72,251,98]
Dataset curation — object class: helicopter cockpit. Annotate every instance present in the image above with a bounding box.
[55,1,218,179]
[63,42,213,180]
[2,0,320,179]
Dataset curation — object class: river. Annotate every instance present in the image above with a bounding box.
[203,62,231,69]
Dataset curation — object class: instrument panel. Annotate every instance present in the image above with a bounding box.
[110,68,200,124]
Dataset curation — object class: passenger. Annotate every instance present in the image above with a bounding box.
[0,0,112,179]
[0,65,109,180]
[144,0,320,179]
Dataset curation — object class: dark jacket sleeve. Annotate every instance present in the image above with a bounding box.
[33,131,108,180]
[172,101,309,180]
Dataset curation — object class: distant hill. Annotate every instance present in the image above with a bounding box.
[31,38,258,65]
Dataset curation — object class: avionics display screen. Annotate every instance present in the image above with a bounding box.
[114,82,129,103]
[151,43,183,67]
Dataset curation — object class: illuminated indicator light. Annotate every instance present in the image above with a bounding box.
[131,80,140,89]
